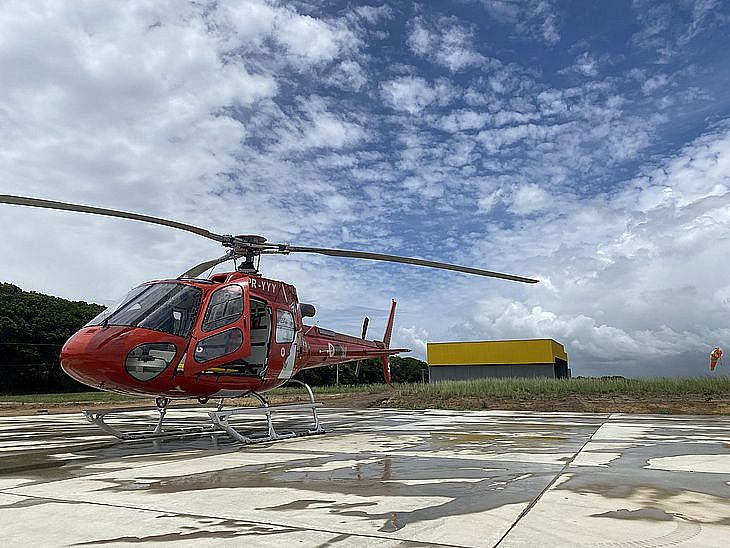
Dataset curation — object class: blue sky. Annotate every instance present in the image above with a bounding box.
[2,1,730,377]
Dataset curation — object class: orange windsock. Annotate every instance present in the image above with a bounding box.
[710,347,723,371]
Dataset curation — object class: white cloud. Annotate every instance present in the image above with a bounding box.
[441,123,730,376]
[641,73,669,94]
[325,60,368,91]
[567,52,600,77]
[0,1,372,294]
[380,76,452,114]
[217,0,359,66]
[273,96,368,152]
[406,16,488,72]
[481,0,561,45]
[353,5,394,24]
[507,184,554,215]
[477,190,502,212]
[397,325,429,355]
[437,110,491,132]
[631,0,727,62]
[277,13,348,64]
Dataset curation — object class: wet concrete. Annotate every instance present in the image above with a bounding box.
[0,408,728,546]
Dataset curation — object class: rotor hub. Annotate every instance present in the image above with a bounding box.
[234,234,267,245]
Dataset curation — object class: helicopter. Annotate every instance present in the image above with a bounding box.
[0,194,538,442]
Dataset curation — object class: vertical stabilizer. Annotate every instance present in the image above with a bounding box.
[383,300,396,348]
[381,300,397,384]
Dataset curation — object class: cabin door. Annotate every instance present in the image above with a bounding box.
[185,282,252,375]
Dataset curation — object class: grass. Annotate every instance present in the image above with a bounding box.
[3,377,730,406]
[274,377,730,398]
[0,391,138,404]
[393,377,730,398]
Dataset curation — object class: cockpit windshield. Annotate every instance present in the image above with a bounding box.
[85,282,203,338]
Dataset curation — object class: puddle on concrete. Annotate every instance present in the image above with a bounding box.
[0,410,602,535]
[559,440,730,502]
[430,432,568,444]
[588,508,703,546]
[591,507,675,521]
[99,449,554,532]
[0,435,238,485]
[72,513,308,545]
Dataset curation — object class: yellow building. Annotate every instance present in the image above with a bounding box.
[427,339,570,381]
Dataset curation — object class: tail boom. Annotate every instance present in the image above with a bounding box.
[298,300,405,384]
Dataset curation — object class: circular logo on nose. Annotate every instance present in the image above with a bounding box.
[327,343,335,358]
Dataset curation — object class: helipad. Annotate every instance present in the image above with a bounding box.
[0,408,728,546]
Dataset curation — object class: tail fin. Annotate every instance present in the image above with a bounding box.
[354,317,370,378]
[383,300,396,348]
[381,300,397,384]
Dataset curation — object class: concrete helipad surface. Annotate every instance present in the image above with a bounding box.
[0,408,729,547]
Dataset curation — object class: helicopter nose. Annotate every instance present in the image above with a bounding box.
[60,326,182,390]
[60,326,133,388]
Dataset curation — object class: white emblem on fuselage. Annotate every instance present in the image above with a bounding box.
[249,278,278,294]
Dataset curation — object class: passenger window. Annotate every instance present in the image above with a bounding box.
[194,329,243,362]
[275,310,295,343]
[202,285,243,332]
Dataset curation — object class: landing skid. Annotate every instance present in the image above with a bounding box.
[82,380,325,443]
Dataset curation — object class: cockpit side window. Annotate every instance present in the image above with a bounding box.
[201,285,244,332]
[275,309,295,343]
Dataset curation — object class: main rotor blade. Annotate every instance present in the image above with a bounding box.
[0,195,227,243]
[287,246,539,284]
[181,251,238,278]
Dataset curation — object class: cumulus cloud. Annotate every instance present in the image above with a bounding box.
[564,52,600,78]
[448,124,730,376]
[630,0,728,62]
[507,184,554,215]
[407,16,488,72]
[481,0,561,45]
[380,76,455,114]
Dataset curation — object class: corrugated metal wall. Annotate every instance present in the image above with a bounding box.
[426,339,570,381]
[429,364,558,382]
[427,339,567,366]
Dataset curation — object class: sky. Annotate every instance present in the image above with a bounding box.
[1,0,730,378]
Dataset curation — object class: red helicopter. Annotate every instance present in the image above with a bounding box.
[0,195,538,442]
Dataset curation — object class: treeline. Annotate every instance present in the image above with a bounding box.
[0,283,104,394]
[0,282,428,394]
[296,356,428,386]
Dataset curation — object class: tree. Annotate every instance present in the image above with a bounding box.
[295,356,428,386]
[0,283,104,394]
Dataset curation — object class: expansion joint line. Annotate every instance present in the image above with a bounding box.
[0,490,466,548]
[493,416,609,548]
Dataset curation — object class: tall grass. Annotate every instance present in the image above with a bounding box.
[272,377,730,398]
[395,377,730,398]
[0,391,138,404]
[3,377,729,404]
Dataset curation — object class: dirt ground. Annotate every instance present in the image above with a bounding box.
[2,392,730,416]
[385,394,730,415]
